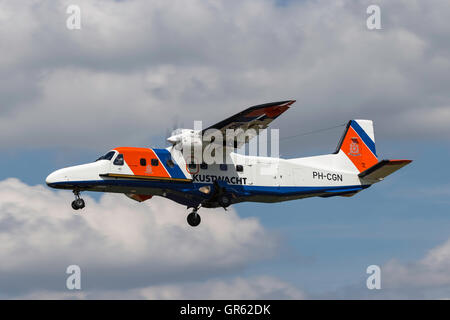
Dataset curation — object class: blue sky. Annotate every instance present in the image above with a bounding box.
[1,0,449,299]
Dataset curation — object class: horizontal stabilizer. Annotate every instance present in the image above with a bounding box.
[358,159,412,182]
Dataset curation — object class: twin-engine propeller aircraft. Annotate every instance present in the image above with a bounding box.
[46,100,411,227]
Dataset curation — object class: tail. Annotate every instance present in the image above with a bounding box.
[335,119,412,181]
[335,119,378,173]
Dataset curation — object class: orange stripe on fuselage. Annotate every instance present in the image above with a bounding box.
[113,147,171,178]
[340,127,378,172]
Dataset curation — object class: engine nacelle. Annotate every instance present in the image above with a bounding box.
[167,129,203,163]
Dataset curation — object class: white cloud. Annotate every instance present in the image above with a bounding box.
[17,276,305,300]
[0,178,279,298]
[320,237,450,299]
[0,0,449,150]
[383,238,450,288]
[136,276,306,300]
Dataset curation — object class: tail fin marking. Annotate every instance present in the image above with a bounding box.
[337,120,378,173]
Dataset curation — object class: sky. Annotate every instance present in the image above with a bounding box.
[0,0,449,299]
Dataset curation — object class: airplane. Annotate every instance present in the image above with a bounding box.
[46,100,412,227]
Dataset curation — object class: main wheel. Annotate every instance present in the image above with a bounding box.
[71,200,79,210]
[75,198,85,209]
[72,198,85,210]
[187,212,201,227]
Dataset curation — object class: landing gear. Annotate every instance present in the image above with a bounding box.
[71,198,85,210]
[210,181,232,209]
[218,194,231,208]
[71,190,85,210]
[187,208,201,227]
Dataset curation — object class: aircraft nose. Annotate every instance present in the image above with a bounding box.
[46,169,66,187]
[46,162,105,188]
[45,171,57,186]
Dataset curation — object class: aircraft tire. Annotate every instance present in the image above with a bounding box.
[72,198,85,210]
[71,200,79,210]
[187,212,201,227]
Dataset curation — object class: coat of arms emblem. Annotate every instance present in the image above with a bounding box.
[348,138,360,156]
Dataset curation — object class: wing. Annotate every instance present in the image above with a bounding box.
[202,100,295,150]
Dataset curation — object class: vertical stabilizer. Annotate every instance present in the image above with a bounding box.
[335,120,378,173]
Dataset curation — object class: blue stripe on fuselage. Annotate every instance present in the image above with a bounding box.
[350,120,377,157]
[48,179,369,199]
[152,148,186,179]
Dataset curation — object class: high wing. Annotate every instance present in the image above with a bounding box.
[202,100,295,150]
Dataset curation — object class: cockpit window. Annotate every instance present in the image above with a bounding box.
[114,154,124,166]
[96,151,116,162]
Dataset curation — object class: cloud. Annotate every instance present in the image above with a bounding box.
[0,0,449,150]
[383,238,450,289]
[318,237,450,299]
[0,178,280,298]
[17,276,306,300]
[135,276,306,300]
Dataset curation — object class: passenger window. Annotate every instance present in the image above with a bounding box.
[200,163,208,170]
[166,159,175,168]
[151,159,159,166]
[220,164,228,171]
[114,154,124,166]
[236,165,243,172]
[140,158,146,166]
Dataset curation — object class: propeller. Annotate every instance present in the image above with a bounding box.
[164,116,183,146]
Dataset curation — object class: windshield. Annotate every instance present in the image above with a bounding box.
[95,151,116,162]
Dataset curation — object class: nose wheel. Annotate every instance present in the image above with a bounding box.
[187,208,201,227]
[71,190,85,211]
